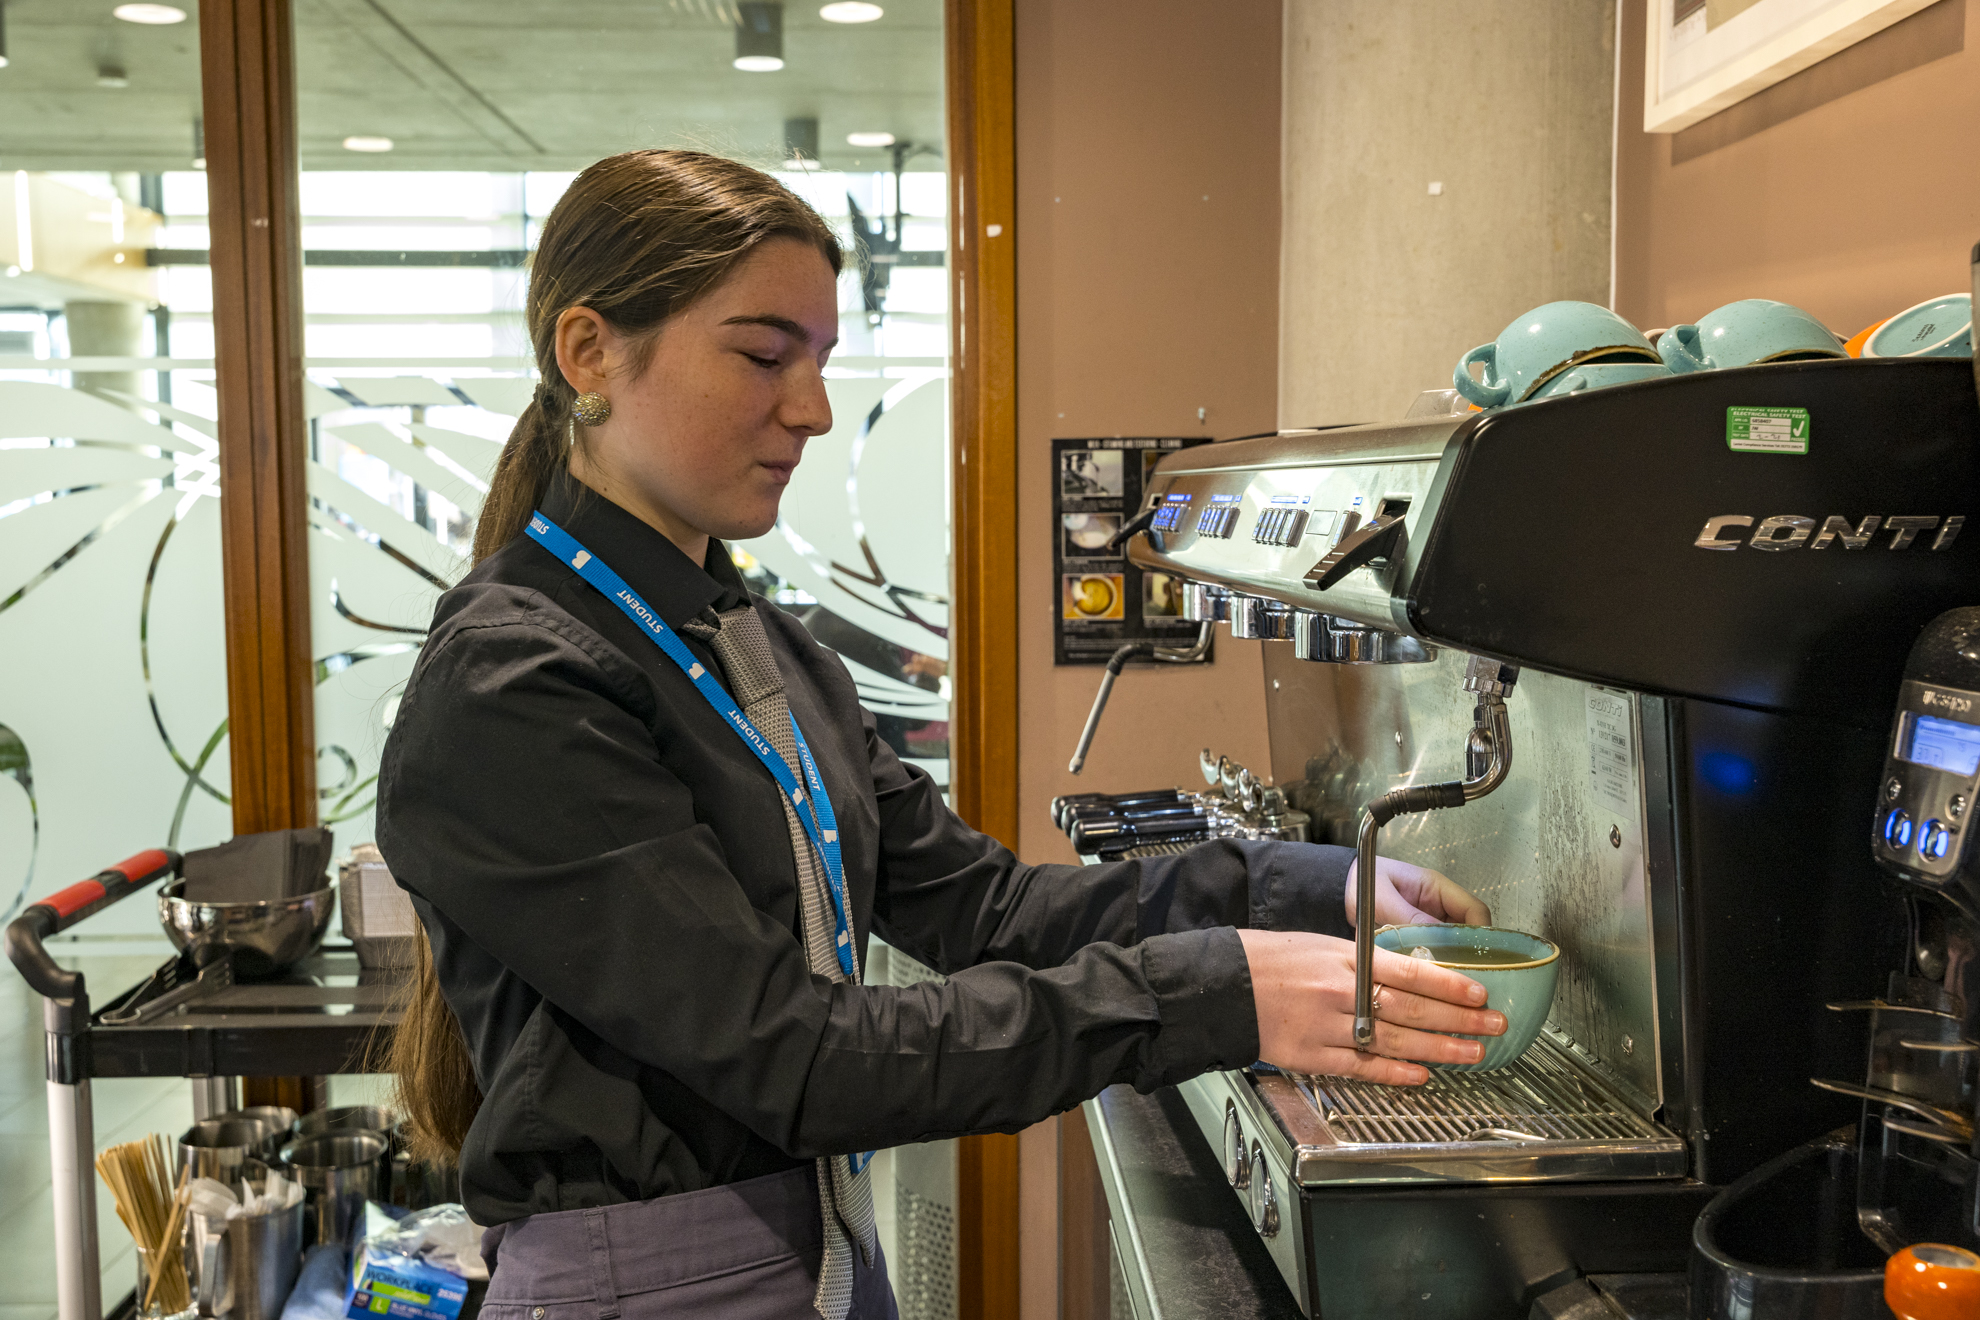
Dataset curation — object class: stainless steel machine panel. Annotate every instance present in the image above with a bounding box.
[1139,420,1457,635]
[1261,647,1663,1109]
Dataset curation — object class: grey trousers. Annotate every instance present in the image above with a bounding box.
[478,1166,900,1320]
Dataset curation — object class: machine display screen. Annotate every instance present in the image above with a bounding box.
[1899,713,1980,777]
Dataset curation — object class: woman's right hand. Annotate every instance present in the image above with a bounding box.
[1237,929,1507,1085]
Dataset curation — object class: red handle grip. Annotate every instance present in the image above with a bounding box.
[7,848,181,1005]
[37,849,178,926]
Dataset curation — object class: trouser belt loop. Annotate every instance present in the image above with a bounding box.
[582,1208,622,1320]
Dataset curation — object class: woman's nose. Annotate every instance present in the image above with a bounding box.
[782,364,833,437]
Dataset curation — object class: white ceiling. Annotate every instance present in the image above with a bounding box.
[0,0,945,174]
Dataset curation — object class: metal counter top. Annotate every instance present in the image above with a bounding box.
[1082,1082,1690,1320]
[1082,1083,1304,1320]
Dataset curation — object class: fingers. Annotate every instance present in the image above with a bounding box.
[1371,946,1489,1007]
[1428,873,1492,927]
[1369,1020,1492,1066]
[1304,1049,1432,1087]
[1374,986,1506,1037]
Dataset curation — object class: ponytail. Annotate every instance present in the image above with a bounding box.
[392,148,843,1165]
[470,394,569,564]
[389,923,482,1166]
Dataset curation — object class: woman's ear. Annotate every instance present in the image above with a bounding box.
[553,307,615,395]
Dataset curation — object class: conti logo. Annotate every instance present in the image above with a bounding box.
[1694,514,1965,552]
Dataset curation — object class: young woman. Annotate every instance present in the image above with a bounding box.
[377,149,1504,1320]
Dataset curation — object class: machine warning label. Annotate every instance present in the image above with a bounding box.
[1726,406,1810,454]
[1585,688,1636,822]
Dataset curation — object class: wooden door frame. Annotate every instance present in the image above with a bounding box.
[202,0,317,835]
[947,0,1022,1316]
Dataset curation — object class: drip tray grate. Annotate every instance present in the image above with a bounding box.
[1249,1035,1689,1186]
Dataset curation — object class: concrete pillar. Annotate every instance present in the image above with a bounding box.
[63,299,146,401]
[1280,0,1619,427]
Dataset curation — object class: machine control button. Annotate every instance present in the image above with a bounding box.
[1195,504,1241,539]
[1222,1102,1250,1189]
[1885,809,1915,851]
[1251,507,1310,547]
[1951,793,1968,821]
[1887,777,1904,801]
[1921,819,1953,861]
[1248,1140,1278,1238]
[1150,499,1190,533]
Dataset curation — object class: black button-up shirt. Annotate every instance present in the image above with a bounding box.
[377,472,1355,1225]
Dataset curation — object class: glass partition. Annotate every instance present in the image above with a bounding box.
[292,2,953,1301]
[0,2,219,1304]
[0,12,228,938]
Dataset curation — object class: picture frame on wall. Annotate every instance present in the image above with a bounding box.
[1643,0,1938,133]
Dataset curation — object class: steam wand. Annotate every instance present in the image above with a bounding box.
[1353,655,1519,1048]
[1068,623,1214,774]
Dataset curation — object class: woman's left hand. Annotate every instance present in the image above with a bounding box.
[1345,856,1491,928]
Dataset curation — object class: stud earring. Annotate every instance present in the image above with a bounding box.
[572,391,612,426]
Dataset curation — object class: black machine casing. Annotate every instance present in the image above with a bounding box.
[1125,358,1978,1316]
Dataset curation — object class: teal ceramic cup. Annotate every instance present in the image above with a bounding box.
[1864,293,1972,358]
[1453,301,1659,409]
[1658,298,1845,373]
[1518,360,1671,406]
[1374,924,1560,1072]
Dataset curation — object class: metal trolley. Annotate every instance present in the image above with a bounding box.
[3,849,404,1320]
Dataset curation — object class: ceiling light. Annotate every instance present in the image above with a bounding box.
[820,2,883,21]
[735,1,783,72]
[112,4,188,24]
[343,135,394,153]
[846,131,895,148]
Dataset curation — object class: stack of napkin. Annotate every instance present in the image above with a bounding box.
[181,828,335,903]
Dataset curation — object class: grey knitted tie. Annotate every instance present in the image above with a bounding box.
[681,603,878,1320]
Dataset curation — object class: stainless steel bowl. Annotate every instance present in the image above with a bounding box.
[280,1131,389,1247]
[157,879,334,978]
[179,1119,269,1190]
[236,1105,299,1155]
[295,1105,396,1141]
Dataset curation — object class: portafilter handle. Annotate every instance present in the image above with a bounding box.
[1352,655,1519,1049]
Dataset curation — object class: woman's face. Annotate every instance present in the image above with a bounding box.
[557,236,839,557]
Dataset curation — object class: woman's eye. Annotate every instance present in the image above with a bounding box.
[744,352,780,368]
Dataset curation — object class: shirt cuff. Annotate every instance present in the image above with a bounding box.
[1249,840,1355,940]
[1135,926,1258,1089]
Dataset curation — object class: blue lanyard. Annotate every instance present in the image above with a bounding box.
[526,510,857,979]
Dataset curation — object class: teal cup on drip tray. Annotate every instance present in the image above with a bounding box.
[1373,924,1560,1071]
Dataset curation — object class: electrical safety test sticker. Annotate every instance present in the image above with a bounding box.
[1726,406,1810,454]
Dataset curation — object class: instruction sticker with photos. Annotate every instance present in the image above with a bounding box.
[1053,436,1212,666]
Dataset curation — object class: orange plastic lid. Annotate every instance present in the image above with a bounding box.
[1887,1243,1980,1319]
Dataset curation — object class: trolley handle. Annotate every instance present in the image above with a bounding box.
[4,849,180,1002]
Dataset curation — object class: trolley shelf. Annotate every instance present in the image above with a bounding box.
[86,948,403,1077]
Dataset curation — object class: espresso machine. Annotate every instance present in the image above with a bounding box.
[1089,357,1979,1318]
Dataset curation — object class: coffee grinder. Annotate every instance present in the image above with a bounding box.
[1861,607,1980,1251]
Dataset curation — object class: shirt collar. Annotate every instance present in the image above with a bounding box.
[538,470,749,625]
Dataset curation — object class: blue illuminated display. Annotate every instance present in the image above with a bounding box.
[1699,751,1757,795]
[1900,713,1980,777]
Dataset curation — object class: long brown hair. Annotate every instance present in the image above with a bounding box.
[391,149,843,1166]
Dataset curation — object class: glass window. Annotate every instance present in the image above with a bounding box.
[291,2,952,1282]
[292,0,951,854]
[0,9,228,937]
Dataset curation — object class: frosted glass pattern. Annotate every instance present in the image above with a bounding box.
[0,380,231,934]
